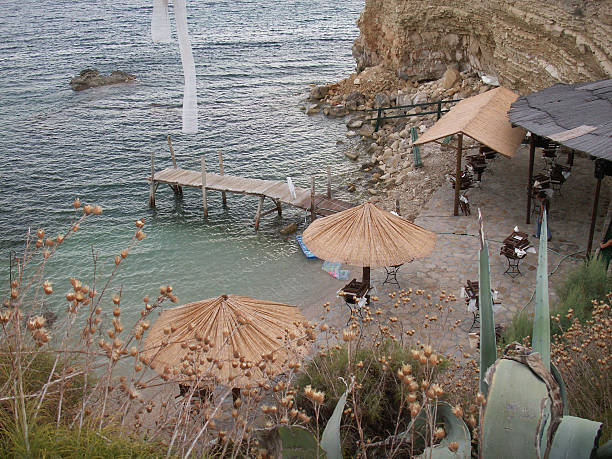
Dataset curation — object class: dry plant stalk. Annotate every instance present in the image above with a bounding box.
[0,203,321,458]
[297,288,479,458]
[1,202,501,458]
[551,297,612,438]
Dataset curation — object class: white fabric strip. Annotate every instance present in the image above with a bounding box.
[151,0,171,43]
[174,0,198,134]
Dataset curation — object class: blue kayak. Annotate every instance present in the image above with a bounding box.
[296,235,317,259]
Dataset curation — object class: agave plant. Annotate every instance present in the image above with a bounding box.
[477,209,497,395]
[480,211,608,458]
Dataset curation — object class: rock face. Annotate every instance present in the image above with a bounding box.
[70,69,136,91]
[352,0,611,93]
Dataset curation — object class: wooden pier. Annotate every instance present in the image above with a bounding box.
[147,140,353,230]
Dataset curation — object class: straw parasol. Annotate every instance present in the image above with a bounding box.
[413,87,526,215]
[143,294,311,389]
[302,201,436,289]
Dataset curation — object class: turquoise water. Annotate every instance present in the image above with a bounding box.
[0,0,365,323]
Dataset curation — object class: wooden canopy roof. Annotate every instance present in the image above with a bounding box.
[142,294,310,388]
[509,79,612,160]
[414,87,527,158]
[302,202,435,267]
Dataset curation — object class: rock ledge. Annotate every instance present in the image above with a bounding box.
[70,68,136,91]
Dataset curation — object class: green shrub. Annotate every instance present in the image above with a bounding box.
[554,257,612,325]
[0,421,171,458]
[502,258,612,345]
[295,339,448,456]
[500,310,533,346]
[0,349,86,428]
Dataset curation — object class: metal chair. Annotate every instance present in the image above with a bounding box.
[383,264,403,288]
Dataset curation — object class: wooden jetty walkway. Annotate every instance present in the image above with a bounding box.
[148,138,353,230]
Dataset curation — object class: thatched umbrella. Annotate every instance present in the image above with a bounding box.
[142,294,310,389]
[302,201,436,291]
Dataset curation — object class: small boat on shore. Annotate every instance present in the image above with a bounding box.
[296,235,317,259]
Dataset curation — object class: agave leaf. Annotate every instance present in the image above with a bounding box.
[416,402,471,459]
[320,388,348,459]
[549,416,602,459]
[532,209,551,370]
[481,359,550,458]
[550,362,569,416]
[478,210,496,395]
[594,438,612,459]
[279,426,324,459]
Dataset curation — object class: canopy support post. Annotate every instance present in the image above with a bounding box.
[567,149,575,167]
[587,177,602,257]
[453,133,463,216]
[526,134,535,224]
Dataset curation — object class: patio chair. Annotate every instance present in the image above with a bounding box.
[382,264,402,288]
[463,280,501,330]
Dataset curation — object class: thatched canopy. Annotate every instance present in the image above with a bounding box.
[143,294,310,388]
[509,79,612,160]
[414,87,526,158]
[302,202,435,267]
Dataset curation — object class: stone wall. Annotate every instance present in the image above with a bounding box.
[352,0,611,93]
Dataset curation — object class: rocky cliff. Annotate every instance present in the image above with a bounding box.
[352,0,611,93]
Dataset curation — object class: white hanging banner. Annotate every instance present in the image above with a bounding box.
[174,0,198,134]
[151,0,171,43]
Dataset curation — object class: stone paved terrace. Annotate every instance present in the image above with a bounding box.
[348,145,610,355]
[374,146,609,352]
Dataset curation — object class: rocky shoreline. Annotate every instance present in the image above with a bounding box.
[304,65,495,221]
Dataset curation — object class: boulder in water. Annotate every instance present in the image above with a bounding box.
[70,68,136,91]
[279,223,298,235]
[309,85,329,100]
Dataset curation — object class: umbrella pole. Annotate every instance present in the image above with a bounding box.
[362,266,371,304]
[453,133,463,216]
[526,134,535,224]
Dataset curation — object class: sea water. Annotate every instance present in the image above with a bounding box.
[0,0,365,323]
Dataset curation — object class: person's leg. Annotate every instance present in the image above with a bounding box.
[535,221,541,238]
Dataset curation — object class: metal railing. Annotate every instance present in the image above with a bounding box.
[366,99,461,132]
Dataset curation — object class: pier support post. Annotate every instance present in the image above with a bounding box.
[149,151,156,207]
[218,151,227,208]
[274,199,282,217]
[310,176,316,221]
[326,166,332,199]
[167,135,183,197]
[254,196,265,230]
[201,156,208,219]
